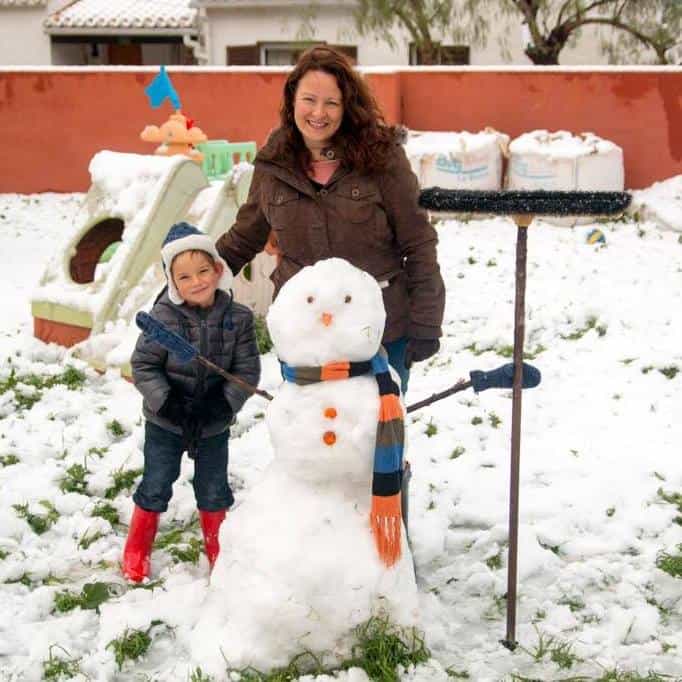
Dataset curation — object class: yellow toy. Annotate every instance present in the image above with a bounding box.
[140,111,207,163]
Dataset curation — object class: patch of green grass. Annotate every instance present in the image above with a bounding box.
[606,507,616,517]
[0,549,8,560]
[106,419,126,438]
[424,420,438,437]
[446,669,470,679]
[42,645,82,681]
[594,670,677,681]
[656,545,682,578]
[254,315,273,355]
[167,537,203,565]
[341,616,430,681]
[539,541,561,556]
[549,639,579,669]
[488,412,502,429]
[559,595,585,613]
[104,467,144,499]
[485,552,502,571]
[657,488,682,525]
[659,365,679,380]
[78,529,105,549]
[59,463,90,495]
[88,446,108,458]
[231,616,429,682]
[91,501,120,526]
[471,416,483,426]
[5,572,33,587]
[106,620,169,671]
[0,366,86,412]
[521,628,579,669]
[0,454,19,467]
[190,668,215,682]
[486,258,497,267]
[561,315,607,340]
[450,446,465,459]
[12,500,59,534]
[53,581,116,614]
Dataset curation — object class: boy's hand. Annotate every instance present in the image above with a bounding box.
[158,388,187,425]
[200,383,233,423]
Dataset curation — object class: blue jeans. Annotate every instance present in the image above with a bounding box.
[384,337,410,395]
[133,421,234,513]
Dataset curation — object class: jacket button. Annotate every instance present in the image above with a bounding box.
[351,187,360,199]
[325,149,335,159]
[275,194,282,204]
[319,188,328,197]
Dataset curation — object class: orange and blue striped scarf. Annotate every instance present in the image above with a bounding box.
[281,351,404,568]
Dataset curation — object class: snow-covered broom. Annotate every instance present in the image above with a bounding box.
[418,188,631,650]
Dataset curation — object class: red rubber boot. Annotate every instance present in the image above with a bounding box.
[199,510,226,569]
[122,505,160,583]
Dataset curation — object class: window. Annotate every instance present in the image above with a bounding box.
[409,43,470,65]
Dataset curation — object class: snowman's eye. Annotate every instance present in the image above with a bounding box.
[307,295,314,303]
[344,295,352,303]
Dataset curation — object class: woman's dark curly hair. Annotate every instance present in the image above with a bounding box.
[276,46,397,174]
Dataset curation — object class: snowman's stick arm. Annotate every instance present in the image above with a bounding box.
[405,362,541,414]
[135,312,273,401]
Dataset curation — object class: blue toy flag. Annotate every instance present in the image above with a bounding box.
[144,66,181,110]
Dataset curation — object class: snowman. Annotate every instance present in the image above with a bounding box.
[189,258,418,675]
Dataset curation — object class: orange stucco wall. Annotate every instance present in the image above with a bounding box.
[0,67,679,193]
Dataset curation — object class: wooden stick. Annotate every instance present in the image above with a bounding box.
[197,356,273,401]
[502,218,529,651]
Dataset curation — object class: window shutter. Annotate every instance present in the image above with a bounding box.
[227,44,260,65]
[440,45,470,65]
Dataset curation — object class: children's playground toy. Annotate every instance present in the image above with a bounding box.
[31,67,266,379]
[140,111,207,163]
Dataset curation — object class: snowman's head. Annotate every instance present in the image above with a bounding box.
[267,258,385,365]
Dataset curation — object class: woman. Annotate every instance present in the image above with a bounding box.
[216,46,445,392]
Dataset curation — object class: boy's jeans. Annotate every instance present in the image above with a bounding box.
[133,421,234,513]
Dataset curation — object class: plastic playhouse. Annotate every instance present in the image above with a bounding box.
[31,69,273,378]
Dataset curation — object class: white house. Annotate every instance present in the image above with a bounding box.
[0,0,660,67]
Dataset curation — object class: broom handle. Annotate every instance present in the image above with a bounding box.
[503,219,528,650]
[405,379,472,414]
[196,356,273,401]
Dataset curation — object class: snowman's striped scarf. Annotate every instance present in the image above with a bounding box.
[281,351,404,568]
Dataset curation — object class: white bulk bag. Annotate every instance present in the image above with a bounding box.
[507,130,624,225]
[404,129,509,191]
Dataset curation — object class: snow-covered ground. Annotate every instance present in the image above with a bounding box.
[0,183,681,681]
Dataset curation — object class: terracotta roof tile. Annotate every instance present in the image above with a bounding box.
[45,0,196,30]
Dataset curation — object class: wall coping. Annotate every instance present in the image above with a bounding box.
[1,65,680,74]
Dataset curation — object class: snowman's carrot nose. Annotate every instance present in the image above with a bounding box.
[321,312,333,326]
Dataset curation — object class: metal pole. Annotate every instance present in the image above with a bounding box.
[502,217,529,650]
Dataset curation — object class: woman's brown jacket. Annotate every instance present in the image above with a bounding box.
[216,128,445,343]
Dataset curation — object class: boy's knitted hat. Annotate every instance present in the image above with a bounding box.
[161,222,233,305]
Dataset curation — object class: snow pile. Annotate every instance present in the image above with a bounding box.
[630,174,682,232]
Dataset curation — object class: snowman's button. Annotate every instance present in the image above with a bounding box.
[324,407,337,419]
[323,431,336,446]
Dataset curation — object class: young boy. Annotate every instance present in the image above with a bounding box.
[123,222,261,582]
